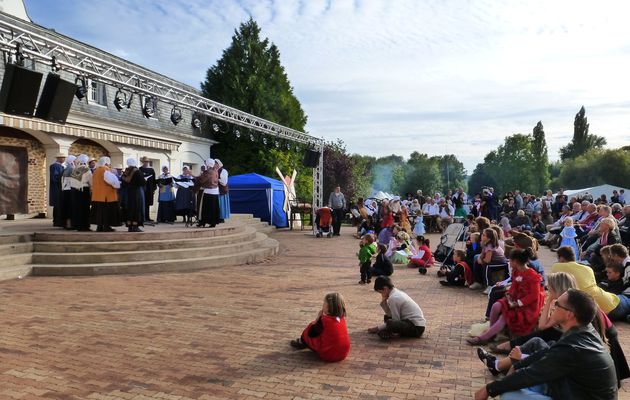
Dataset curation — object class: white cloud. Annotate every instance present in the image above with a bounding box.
[25,0,630,171]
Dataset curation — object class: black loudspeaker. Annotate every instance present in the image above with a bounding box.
[302,149,321,168]
[0,63,43,117]
[35,73,78,124]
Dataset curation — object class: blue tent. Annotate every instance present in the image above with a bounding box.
[228,173,288,228]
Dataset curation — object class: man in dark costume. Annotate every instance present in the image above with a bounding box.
[139,156,156,223]
[49,153,65,227]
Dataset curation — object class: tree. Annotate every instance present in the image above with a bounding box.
[557,148,630,189]
[559,106,607,161]
[432,154,467,193]
[468,163,497,196]
[201,19,310,197]
[371,155,406,193]
[323,139,359,204]
[531,121,550,195]
[349,154,376,199]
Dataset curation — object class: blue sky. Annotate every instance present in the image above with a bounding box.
[23,0,630,172]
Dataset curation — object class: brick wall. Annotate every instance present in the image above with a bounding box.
[0,130,47,214]
[68,139,110,162]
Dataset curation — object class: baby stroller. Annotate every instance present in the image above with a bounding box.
[434,223,465,267]
[315,206,333,238]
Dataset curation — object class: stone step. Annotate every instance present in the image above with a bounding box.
[33,226,259,253]
[0,242,33,256]
[32,232,270,264]
[33,223,246,242]
[0,253,32,269]
[0,234,32,245]
[31,237,279,276]
[0,265,32,281]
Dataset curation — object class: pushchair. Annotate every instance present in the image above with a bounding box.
[434,223,465,267]
[315,206,333,238]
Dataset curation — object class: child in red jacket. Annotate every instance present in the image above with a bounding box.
[290,292,351,362]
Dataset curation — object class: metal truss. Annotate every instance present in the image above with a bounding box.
[0,13,325,219]
[0,15,322,147]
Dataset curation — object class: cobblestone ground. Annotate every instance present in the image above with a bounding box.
[0,227,628,399]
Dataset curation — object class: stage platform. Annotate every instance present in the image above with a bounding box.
[0,214,278,280]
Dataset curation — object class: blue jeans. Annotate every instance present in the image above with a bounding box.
[501,385,551,400]
[608,294,630,321]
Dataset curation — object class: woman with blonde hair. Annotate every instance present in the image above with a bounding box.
[290,292,350,362]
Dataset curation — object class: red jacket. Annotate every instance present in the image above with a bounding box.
[301,315,350,362]
[499,267,545,336]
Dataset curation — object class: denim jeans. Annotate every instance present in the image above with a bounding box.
[501,385,551,400]
[608,294,630,321]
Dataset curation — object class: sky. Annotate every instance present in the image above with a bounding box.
[22,0,630,172]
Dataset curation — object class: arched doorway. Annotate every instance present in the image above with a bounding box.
[0,127,47,215]
[69,138,110,162]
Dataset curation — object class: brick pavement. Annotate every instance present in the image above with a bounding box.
[0,227,628,399]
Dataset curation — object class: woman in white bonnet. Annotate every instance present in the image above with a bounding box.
[121,158,145,232]
[194,158,220,227]
[215,159,230,222]
[91,156,121,232]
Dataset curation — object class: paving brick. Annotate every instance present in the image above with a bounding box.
[0,227,629,399]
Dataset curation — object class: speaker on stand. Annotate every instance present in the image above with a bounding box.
[302,149,321,168]
[35,73,78,124]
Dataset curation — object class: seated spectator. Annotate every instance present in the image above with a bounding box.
[391,231,412,264]
[611,203,623,219]
[478,271,577,375]
[491,224,506,250]
[410,198,422,215]
[599,262,625,295]
[407,235,433,274]
[437,199,454,232]
[619,205,630,246]
[467,248,545,345]
[369,243,394,277]
[499,216,512,238]
[474,289,618,400]
[384,225,402,257]
[581,217,620,273]
[367,276,426,340]
[511,209,531,232]
[290,292,350,362]
[552,246,629,323]
[528,212,547,240]
[469,228,508,290]
[502,198,518,219]
[355,215,375,238]
[438,249,472,287]
[399,206,412,234]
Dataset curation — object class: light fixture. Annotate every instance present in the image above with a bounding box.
[249,133,255,141]
[191,113,202,129]
[74,77,87,100]
[114,89,126,111]
[142,96,157,118]
[234,129,241,138]
[262,137,268,145]
[274,140,280,148]
[170,106,183,125]
[285,142,291,150]
[212,123,220,132]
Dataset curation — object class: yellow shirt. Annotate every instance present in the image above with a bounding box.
[551,261,620,313]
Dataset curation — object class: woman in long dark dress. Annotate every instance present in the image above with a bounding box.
[174,166,196,223]
[156,166,176,224]
[121,158,145,232]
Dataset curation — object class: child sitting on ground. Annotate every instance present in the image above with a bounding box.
[290,292,351,362]
[355,216,375,238]
[391,231,412,264]
[369,243,394,277]
[599,263,625,294]
[439,249,473,287]
[407,235,434,274]
[357,233,377,284]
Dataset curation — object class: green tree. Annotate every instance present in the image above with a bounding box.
[468,163,497,195]
[350,154,376,199]
[559,106,607,161]
[557,148,630,189]
[201,19,310,197]
[531,121,550,195]
[431,154,467,193]
[372,155,405,193]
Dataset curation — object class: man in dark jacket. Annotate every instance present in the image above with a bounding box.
[474,289,617,400]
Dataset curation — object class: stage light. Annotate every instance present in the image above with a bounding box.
[262,137,268,145]
[142,96,156,118]
[212,123,220,132]
[170,106,183,125]
[191,113,202,129]
[74,77,87,100]
[234,129,241,138]
[113,89,126,111]
[249,133,255,141]
[274,140,280,148]
[286,142,291,150]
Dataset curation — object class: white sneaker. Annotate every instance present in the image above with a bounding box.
[469,282,483,290]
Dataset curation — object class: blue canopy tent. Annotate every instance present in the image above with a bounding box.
[228,173,288,228]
